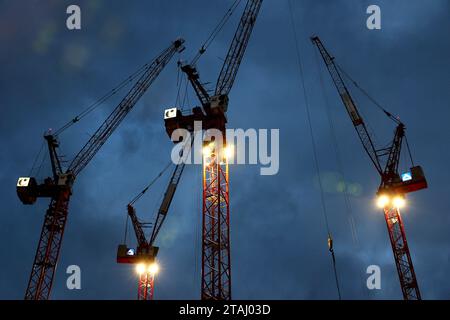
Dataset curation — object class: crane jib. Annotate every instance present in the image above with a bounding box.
[342,93,363,126]
[68,39,185,176]
[18,38,184,300]
[215,0,263,96]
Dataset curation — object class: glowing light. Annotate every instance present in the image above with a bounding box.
[392,196,406,208]
[224,144,234,160]
[203,142,218,158]
[135,263,146,275]
[148,263,159,275]
[376,194,390,208]
[203,143,215,157]
[202,145,212,156]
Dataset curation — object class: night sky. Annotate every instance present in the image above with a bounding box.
[1,0,449,299]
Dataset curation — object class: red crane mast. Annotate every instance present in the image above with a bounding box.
[163,0,263,299]
[16,39,185,300]
[311,36,427,300]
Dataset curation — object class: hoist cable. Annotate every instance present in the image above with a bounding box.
[313,46,359,246]
[123,214,129,244]
[336,62,417,168]
[288,0,342,299]
[191,0,243,65]
[29,140,45,176]
[182,75,190,112]
[53,54,163,136]
[124,161,173,244]
[329,239,342,299]
[129,162,173,205]
[336,64,401,124]
[180,74,189,112]
[404,135,415,167]
[35,146,48,179]
[175,64,182,107]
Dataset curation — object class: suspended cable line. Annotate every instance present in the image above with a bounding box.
[327,235,342,299]
[336,64,402,124]
[313,45,359,246]
[175,63,183,107]
[288,0,342,299]
[54,44,176,136]
[336,63,416,164]
[123,161,173,244]
[191,0,243,65]
[29,140,45,176]
[123,211,130,244]
[54,66,147,136]
[404,135,415,167]
[129,161,173,205]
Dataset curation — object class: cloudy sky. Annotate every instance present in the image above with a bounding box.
[0,0,449,299]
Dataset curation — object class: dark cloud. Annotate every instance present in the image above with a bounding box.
[0,0,449,299]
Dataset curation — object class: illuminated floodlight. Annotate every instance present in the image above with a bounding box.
[148,263,159,275]
[135,263,146,275]
[376,194,390,208]
[224,144,234,160]
[392,196,406,208]
[203,145,212,157]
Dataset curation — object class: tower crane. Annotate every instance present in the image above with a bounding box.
[117,155,188,300]
[163,0,263,300]
[311,36,427,300]
[16,38,185,300]
[117,204,160,300]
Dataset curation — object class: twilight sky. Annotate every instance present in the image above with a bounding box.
[0,0,449,299]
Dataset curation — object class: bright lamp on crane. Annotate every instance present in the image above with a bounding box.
[393,196,406,208]
[148,263,159,275]
[376,194,390,208]
[203,145,212,157]
[224,144,234,160]
[203,142,214,156]
[135,263,146,275]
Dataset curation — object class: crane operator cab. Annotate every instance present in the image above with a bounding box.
[117,244,159,264]
[209,94,229,114]
[163,96,228,142]
[16,173,74,205]
[379,165,427,196]
[396,165,427,194]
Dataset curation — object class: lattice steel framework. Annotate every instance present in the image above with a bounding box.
[21,39,184,300]
[201,149,230,300]
[138,272,155,300]
[25,189,71,300]
[383,206,421,300]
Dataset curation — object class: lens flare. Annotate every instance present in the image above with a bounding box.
[148,263,159,275]
[135,263,146,275]
[377,194,390,208]
[393,196,406,208]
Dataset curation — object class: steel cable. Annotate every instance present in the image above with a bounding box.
[288,0,342,299]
